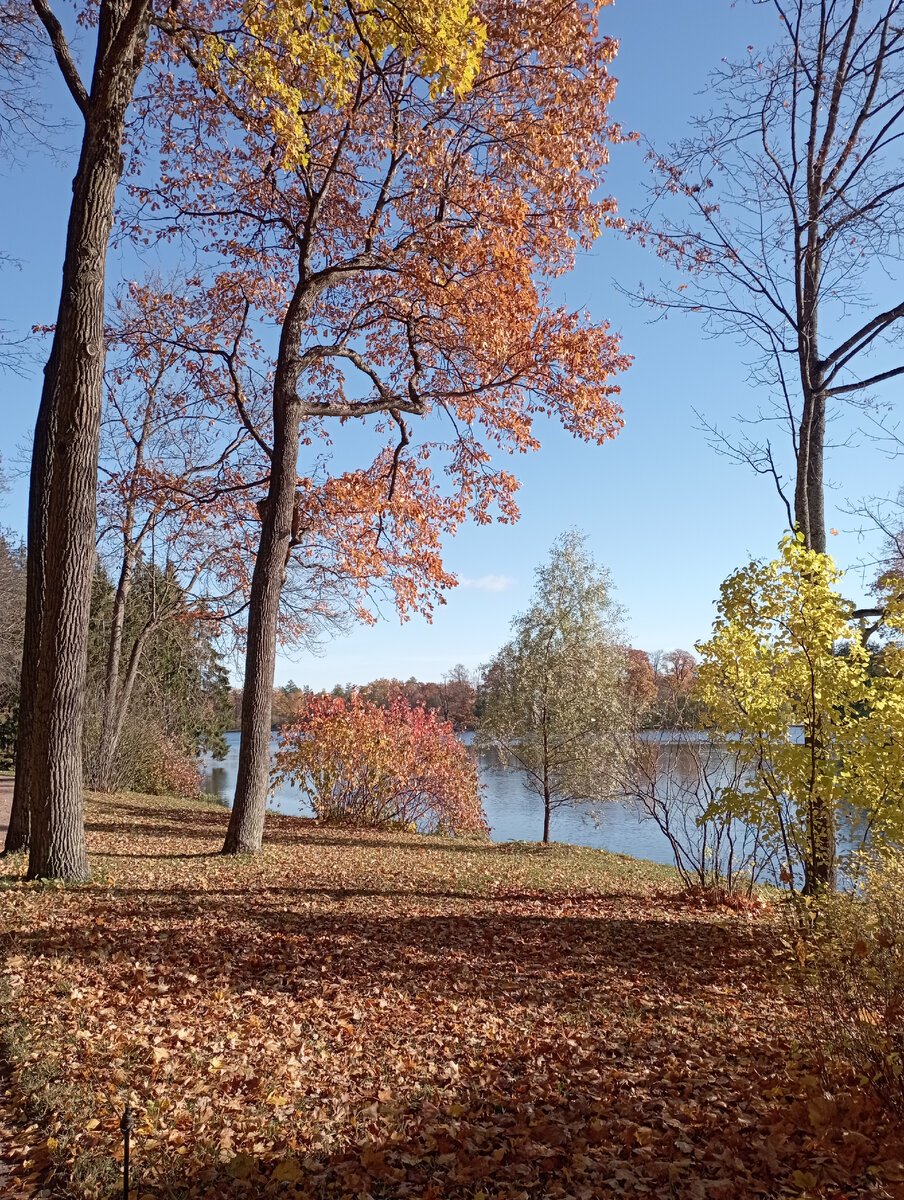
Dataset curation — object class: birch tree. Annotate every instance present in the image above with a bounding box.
[479,532,627,844]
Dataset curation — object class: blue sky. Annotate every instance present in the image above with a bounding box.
[2,0,901,690]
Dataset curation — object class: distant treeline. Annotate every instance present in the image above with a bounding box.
[229,648,703,735]
[230,664,480,732]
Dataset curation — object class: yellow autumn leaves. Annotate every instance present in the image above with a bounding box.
[697,532,904,882]
[201,0,486,169]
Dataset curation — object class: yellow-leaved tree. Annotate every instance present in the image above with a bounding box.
[697,534,904,894]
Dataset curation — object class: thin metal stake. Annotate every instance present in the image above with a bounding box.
[120,1104,135,1200]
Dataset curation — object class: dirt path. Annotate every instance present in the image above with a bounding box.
[0,776,12,852]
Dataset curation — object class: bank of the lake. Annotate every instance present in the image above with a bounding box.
[201,729,682,866]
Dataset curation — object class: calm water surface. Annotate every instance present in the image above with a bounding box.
[201,730,679,866]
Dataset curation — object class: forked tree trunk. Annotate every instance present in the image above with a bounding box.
[23,0,151,881]
[223,395,301,855]
[91,551,135,791]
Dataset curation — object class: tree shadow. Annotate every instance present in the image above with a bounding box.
[270,830,508,854]
[59,901,882,1200]
[97,851,219,861]
[6,813,894,1200]
[10,900,759,1012]
[85,798,508,855]
[124,1061,810,1200]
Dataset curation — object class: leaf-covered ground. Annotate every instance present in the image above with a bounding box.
[1,793,903,1199]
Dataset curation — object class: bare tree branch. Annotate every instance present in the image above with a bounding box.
[30,0,88,116]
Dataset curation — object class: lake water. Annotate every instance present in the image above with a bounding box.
[200,730,681,866]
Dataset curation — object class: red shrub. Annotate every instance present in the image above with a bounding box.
[275,693,488,836]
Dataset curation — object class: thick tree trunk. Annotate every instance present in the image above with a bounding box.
[23,0,151,881]
[542,789,551,844]
[223,398,300,855]
[4,367,58,855]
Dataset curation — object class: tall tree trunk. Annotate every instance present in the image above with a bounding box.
[795,285,833,886]
[804,391,826,555]
[794,387,827,555]
[23,0,151,881]
[4,370,57,855]
[223,397,300,855]
[803,794,837,895]
[541,722,551,844]
[797,171,826,554]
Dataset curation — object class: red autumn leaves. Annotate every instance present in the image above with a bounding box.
[275,692,489,836]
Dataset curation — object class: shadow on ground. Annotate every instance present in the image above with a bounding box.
[2,793,900,1200]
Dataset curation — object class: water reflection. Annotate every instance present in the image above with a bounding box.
[201,730,680,866]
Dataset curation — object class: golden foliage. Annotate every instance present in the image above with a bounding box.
[697,534,904,887]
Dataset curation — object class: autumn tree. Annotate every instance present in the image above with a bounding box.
[86,282,263,791]
[697,534,904,892]
[624,648,657,723]
[90,276,440,786]
[84,562,232,794]
[0,1,63,157]
[439,664,477,728]
[134,0,630,856]
[651,649,702,729]
[634,0,904,554]
[478,531,627,844]
[270,681,311,728]
[10,0,484,881]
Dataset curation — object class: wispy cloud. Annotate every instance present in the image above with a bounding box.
[459,574,514,593]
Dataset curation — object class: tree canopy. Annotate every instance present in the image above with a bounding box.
[479,531,627,842]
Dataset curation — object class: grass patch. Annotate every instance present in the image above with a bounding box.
[0,791,902,1198]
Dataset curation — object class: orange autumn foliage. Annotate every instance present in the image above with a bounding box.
[130,0,631,602]
[128,0,632,850]
[275,693,488,836]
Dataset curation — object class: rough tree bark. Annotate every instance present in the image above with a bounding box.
[222,385,300,854]
[21,0,152,880]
